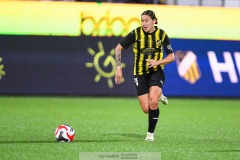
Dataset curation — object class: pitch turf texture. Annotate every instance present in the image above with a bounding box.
[0,96,239,160]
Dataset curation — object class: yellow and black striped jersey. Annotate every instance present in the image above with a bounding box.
[120,26,173,75]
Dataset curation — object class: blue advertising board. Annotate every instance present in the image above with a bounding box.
[0,36,239,97]
[165,39,240,97]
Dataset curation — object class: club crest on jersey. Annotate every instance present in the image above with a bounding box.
[157,40,162,46]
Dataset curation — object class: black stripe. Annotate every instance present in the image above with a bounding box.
[135,27,141,74]
[158,29,163,70]
[143,30,148,74]
[136,27,141,53]
[152,32,156,48]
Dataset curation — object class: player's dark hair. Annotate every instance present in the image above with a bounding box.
[141,10,158,24]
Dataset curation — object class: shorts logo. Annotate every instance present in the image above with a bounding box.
[160,80,163,86]
[176,50,201,84]
[134,78,139,86]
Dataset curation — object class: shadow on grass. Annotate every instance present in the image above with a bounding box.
[207,150,240,153]
[0,140,56,144]
[117,133,145,139]
[0,138,142,144]
[75,139,142,143]
[98,133,145,140]
[0,133,145,144]
[76,133,145,142]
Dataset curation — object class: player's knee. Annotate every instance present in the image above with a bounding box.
[149,98,158,110]
[141,106,149,114]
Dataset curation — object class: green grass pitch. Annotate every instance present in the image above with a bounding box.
[0,96,239,160]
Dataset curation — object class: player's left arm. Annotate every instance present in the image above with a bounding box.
[146,34,175,68]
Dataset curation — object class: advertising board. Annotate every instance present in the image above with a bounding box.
[0,1,240,40]
[0,36,239,97]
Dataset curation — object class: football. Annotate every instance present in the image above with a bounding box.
[55,124,75,142]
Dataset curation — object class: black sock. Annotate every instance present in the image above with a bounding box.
[148,108,160,133]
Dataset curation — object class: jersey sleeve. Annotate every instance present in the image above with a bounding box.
[163,34,174,55]
[119,30,135,50]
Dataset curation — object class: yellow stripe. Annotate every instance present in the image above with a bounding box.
[139,28,145,74]
[133,29,138,75]
[189,68,195,83]
[191,61,200,79]
[146,34,151,71]
[183,61,201,84]
[155,29,160,43]
[162,31,166,42]
[148,35,152,48]
[184,72,189,81]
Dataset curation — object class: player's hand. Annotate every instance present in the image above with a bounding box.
[146,59,159,68]
[115,66,123,84]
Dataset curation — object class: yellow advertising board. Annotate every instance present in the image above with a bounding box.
[0,1,240,40]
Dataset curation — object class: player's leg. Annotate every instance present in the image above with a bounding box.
[145,70,165,141]
[137,93,156,141]
[144,86,161,141]
[134,75,149,113]
[158,74,168,105]
[134,75,154,140]
[138,94,149,114]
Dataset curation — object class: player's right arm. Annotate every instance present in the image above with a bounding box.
[115,44,123,84]
[114,30,135,84]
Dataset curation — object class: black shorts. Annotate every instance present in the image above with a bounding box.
[134,70,165,96]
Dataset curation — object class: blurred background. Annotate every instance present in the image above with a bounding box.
[0,0,239,98]
[1,0,239,6]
